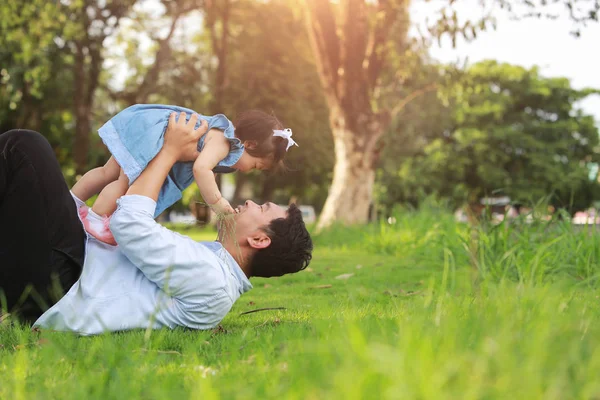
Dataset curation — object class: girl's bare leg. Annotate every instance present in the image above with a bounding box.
[72,156,121,201]
[91,169,129,217]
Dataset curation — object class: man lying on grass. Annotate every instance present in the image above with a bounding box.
[0,117,312,335]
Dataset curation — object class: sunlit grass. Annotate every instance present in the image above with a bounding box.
[2,207,600,399]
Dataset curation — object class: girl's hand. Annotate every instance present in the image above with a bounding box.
[164,112,208,162]
[209,197,235,215]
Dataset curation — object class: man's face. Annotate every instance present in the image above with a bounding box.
[221,200,286,243]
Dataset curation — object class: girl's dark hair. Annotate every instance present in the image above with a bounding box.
[234,110,288,170]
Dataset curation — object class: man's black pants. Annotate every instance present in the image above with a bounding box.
[0,129,85,323]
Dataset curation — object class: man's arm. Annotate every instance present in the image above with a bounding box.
[110,196,216,293]
[110,113,221,299]
[111,198,234,329]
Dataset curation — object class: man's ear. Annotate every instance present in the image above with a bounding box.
[244,140,258,150]
[247,230,271,249]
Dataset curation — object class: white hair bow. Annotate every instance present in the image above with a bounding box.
[273,128,298,151]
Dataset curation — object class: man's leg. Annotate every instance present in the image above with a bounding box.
[0,129,86,322]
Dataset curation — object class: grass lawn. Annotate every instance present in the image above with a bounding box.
[2,209,600,399]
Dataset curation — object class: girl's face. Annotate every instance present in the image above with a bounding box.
[233,152,273,173]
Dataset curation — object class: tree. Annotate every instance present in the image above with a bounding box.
[303,0,599,230]
[394,61,599,213]
[0,1,85,181]
[0,0,194,175]
[221,0,333,208]
[375,59,453,213]
[63,0,138,174]
[303,0,415,230]
[426,0,599,40]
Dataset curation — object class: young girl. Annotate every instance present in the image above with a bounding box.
[71,104,298,245]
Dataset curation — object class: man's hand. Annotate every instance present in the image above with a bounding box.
[164,112,208,162]
[125,112,207,202]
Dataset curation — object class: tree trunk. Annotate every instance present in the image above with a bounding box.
[260,177,276,204]
[316,109,381,230]
[303,0,399,230]
[73,43,90,175]
[74,106,91,175]
[211,0,229,114]
[232,173,249,205]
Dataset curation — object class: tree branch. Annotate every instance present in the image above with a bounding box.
[204,0,230,113]
[366,0,403,92]
[239,307,286,316]
[341,0,370,99]
[303,0,342,101]
[204,0,221,55]
[86,40,102,106]
[389,83,438,120]
[126,11,182,104]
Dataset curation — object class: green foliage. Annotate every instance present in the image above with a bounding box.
[1,0,598,213]
[0,1,66,100]
[426,0,600,42]
[383,60,600,213]
[0,1,74,154]
[375,57,455,212]
[0,0,138,183]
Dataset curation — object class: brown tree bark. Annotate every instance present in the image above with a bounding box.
[72,40,102,175]
[206,0,230,114]
[260,177,276,204]
[73,42,91,175]
[71,0,137,174]
[232,173,249,206]
[71,0,194,174]
[304,0,406,230]
[318,106,384,228]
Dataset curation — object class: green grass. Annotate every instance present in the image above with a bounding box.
[2,208,600,399]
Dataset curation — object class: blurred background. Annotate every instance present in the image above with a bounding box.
[2,0,599,229]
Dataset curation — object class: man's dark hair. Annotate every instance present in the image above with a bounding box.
[250,204,313,278]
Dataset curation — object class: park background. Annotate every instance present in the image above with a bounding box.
[3,1,600,398]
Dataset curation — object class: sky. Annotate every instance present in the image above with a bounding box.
[410,0,600,125]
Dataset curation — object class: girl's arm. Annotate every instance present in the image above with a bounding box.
[193,129,234,214]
